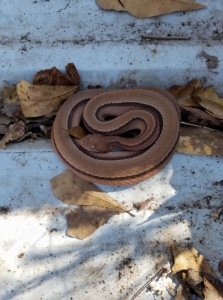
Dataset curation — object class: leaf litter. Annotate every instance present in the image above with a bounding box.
[0,63,80,148]
[130,245,223,300]
[171,245,223,300]
[168,79,223,156]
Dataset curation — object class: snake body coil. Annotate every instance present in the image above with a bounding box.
[52,88,180,186]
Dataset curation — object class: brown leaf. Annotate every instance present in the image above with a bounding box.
[203,278,223,300]
[17,80,78,117]
[177,126,223,156]
[195,87,223,119]
[0,115,11,126]
[174,284,190,300]
[171,245,218,279]
[119,0,206,18]
[169,80,223,130]
[181,106,223,129]
[65,126,88,139]
[33,63,80,86]
[171,245,222,297]
[50,170,127,212]
[0,125,8,135]
[219,261,223,276]
[0,83,20,117]
[66,206,121,239]
[0,120,26,149]
[96,0,126,11]
[133,197,155,211]
[168,79,202,108]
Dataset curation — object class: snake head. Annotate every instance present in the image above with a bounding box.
[81,133,112,153]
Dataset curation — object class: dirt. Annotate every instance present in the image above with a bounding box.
[0,206,11,215]
[198,51,219,69]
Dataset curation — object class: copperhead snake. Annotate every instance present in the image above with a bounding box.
[51,88,180,186]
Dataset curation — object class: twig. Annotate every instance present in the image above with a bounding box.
[141,35,191,41]
[180,121,221,132]
[130,267,167,300]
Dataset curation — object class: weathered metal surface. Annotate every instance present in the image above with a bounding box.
[0,1,223,299]
[0,1,222,91]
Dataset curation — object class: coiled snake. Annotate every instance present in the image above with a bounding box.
[51,88,180,186]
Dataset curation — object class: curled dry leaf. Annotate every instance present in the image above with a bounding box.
[169,80,223,133]
[203,278,223,300]
[168,79,201,108]
[133,197,155,211]
[195,87,223,119]
[0,83,20,117]
[181,106,223,129]
[171,245,223,298]
[50,170,127,211]
[171,245,218,279]
[174,284,190,300]
[97,0,206,18]
[177,126,223,156]
[33,63,80,86]
[66,206,122,239]
[0,120,25,149]
[17,80,78,117]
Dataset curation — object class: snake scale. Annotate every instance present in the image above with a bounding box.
[51,87,180,186]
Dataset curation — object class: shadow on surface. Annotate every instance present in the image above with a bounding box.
[0,152,223,300]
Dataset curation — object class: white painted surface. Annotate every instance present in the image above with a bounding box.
[0,1,223,300]
[0,0,223,92]
[1,141,222,300]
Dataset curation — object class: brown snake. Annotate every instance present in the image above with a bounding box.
[51,88,180,186]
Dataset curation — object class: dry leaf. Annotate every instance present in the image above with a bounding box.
[219,261,223,276]
[120,0,205,18]
[169,80,223,131]
[171,245,222,297]
[65,126,88,139]
[0,115,11,126]
[66,206,121,239]
[0,125,8,135]
[133,197,155,210]
[96,0,126,11]
[172,245,218,279]
[17,80,78,117]
[168,79,201,108]
[0,120,25,149]
[0,83,20,117]
[122,0,206,18]
[174,284,190,300]
[203,278,223,300]
[177,126,223,156]
[50,170,127,211]
[51,171,129,239]
[181,106,223,129]
[33,63,80,86]
[195,87,223,119]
